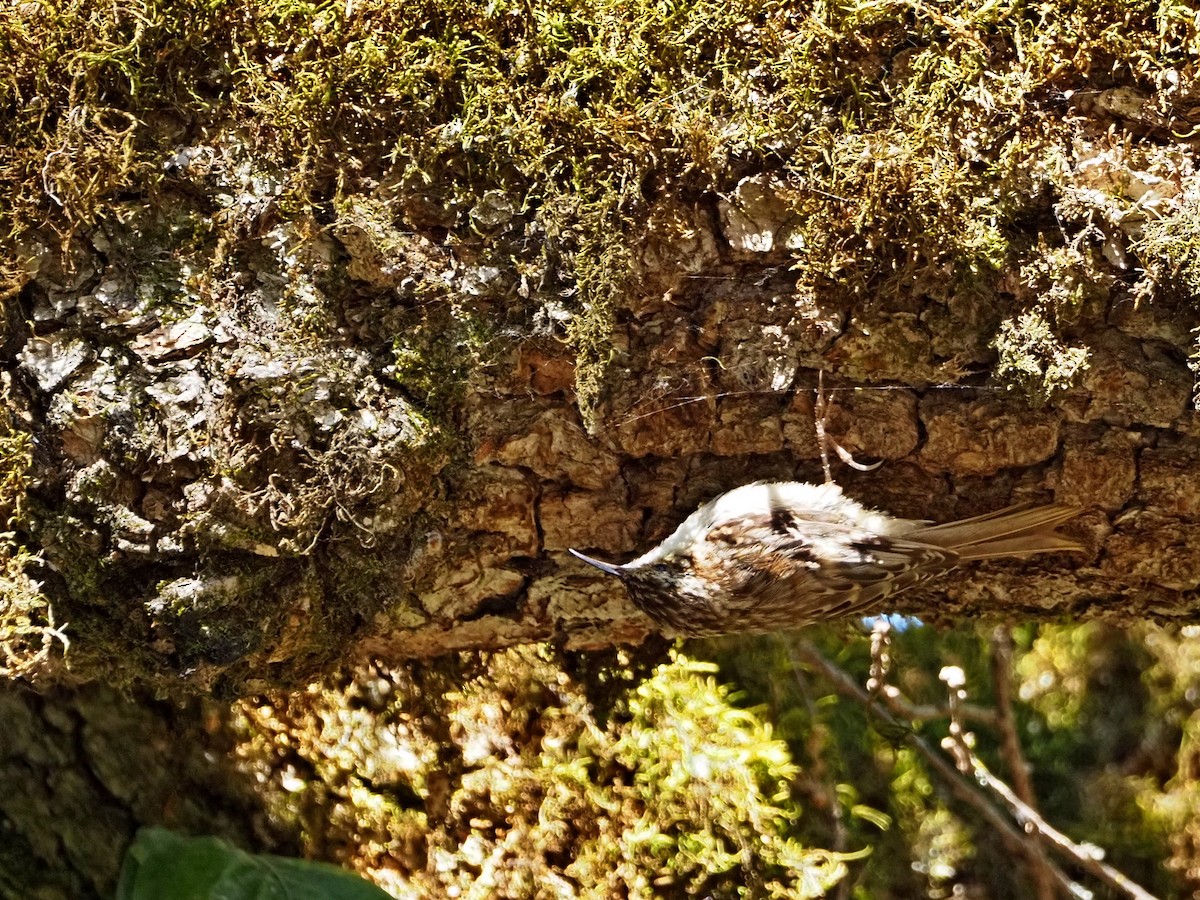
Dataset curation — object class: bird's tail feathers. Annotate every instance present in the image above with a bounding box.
[913,503,1084,561]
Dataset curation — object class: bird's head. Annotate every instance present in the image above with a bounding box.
[569,547,702,606]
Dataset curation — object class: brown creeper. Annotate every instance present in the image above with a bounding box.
[571,482,1083,637]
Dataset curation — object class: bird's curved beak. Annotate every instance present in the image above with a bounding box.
[569,548,626,578]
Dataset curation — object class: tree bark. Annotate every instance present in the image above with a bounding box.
[7,187,1196,688]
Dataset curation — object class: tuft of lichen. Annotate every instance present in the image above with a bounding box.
[0,426,66,679]
[992,310,1090,405]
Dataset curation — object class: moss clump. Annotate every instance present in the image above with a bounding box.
[0,428,66,678]
[587,652,852,896]
[227,647,851,897]
[389,310,496,413]
[4,0,1197,415]
[1137,190,1200,299]
[992,310,1089,404]
[0,535,64,679]
[553,191,634,432]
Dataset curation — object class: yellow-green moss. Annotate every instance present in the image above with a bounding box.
[5,0,1197,416]
[227,646,852,897]
[992,309,1090,404]
[0,428,65,678]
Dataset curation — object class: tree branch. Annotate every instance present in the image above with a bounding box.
[791,639,1107,900]
[990,625,1056,900]
[940,663,1159,900]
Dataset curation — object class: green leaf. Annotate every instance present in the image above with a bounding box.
[116,827,392,900]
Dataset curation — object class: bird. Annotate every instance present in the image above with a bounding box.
[570,481,1083,637]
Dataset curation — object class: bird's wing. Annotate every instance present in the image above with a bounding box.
[703,509,957,619]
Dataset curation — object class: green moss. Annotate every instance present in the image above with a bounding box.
[4,0,1195,410]
[1138,205,1200,293]
[1134,192,1200,385]
[557,190,633,432]
[591,652,853,896]
[0,537,61,680]
[0,428,66,678]
[992,309,1089,404]
[0,429,32,523]
[389,309,495,412]
[225,646,852,896]
[26,508,107,601]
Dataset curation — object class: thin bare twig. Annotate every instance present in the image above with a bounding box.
[791,640,1093,900]
[862,624,999,726]
[960,751,1158,900]
[941,660,1160,900]
[992,625,1056,900]
[891,697,999,727]
[814,372,882,485]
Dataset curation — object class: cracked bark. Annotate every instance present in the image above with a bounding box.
[4,118,1200,900]
[5,188,1198,685]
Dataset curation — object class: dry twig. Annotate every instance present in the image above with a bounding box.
[791,639,1163,900]
[991,625,1056,900]
[940,662,1159,900]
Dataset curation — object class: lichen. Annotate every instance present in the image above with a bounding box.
[0,427,66,679]
[992,310,1090,404]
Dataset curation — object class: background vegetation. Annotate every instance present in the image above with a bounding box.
[206,623,1200,898]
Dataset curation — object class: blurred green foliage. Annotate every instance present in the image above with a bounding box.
[228,646,852,897]
[218,623,1200,898]
[709,622,1193,898]
[118,827,393,900]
